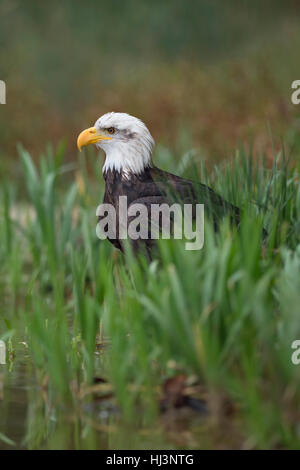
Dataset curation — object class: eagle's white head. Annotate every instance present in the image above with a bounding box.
[77,112,155,175]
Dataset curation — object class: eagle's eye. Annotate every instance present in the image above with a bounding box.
[107,127,115,135]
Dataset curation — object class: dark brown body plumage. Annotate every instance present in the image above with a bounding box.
[101,165,240,254]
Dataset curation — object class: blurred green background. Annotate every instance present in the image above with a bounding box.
[1,0,300,162]
[1,2,300,450]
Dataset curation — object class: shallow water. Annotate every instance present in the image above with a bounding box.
[0,344,239,449]
[0,347,200,450]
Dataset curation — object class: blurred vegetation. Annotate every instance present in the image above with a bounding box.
[0,0,300,450]
[0,145,299,449]
[1,0,300,164]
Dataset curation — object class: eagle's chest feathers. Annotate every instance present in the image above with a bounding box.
[103,168,153,208]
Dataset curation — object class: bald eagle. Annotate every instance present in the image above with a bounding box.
[77,112,240,255]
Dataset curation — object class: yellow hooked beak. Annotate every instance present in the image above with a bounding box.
[77,127,112,151]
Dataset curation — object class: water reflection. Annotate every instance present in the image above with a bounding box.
[0,347,216,449]
[0,351,169,450]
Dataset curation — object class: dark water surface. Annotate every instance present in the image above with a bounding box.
[0,348,205,450]
[0,344,232,449]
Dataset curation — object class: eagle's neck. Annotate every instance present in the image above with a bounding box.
[102,141,153,177]
[103,165,153,185]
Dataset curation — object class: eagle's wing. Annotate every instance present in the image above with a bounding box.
[150,167,240,227]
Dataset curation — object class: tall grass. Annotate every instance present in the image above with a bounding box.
[0,143,299,449]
